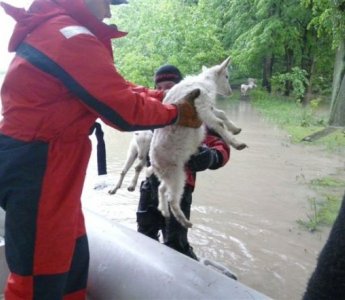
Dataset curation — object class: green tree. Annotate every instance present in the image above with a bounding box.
[304,0,345,126]
[109,0,227,87]
[108,0,338,113]
[208,0,334,101]
[210,0,312,93]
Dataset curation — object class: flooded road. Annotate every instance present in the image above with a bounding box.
[83,98,345,300]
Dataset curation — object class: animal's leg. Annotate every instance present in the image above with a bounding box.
[166,169,193,228]
[127,158,146,191]
[203,111,247,150]
[196,102,247,150]
[212,108,241,135]
[158,183,170,218]
[129,133,150,191]
[133,130,152,159]
[240,85,246,96]
[109,146,138,195]
[137,144,149,161]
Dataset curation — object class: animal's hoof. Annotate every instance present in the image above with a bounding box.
[127,186,135,192]
[159,207,170,218]
[184,221,193,228]
[108,189,117,195]
[233,128,241,135]
[162,211,170,218]
[235,143,247,150]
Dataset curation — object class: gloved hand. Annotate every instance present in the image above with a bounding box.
[175,89,202,128]
[187,146,221,172]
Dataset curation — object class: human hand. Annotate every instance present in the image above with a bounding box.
[175,89,202,128]
[187,146,220,172]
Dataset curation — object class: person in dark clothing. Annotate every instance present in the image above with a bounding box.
[303,192,345,300]
[137,65,231,260]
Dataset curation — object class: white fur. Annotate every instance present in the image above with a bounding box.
[149,57,247,228]
[109,130,152,194]
[240,78,257,96]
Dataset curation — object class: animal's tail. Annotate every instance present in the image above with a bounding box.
[169,201,193,228]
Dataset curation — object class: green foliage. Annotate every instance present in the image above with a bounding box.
[251,91,320,128]
[298,98,325,127]
[250,89,268,101]
[211,0,335,99]
[297,197,321,232]
[250,91,345,152]
[317,129,345,151]
[297,195,342,232]
[303,0,345,48]
[218,0,314,78]
[298,175,345,231]
[110,0,227,86]
[271,67,309,101]
[311,177,345,188]
[105,0,338,117]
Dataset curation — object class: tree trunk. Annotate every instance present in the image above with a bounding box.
[329,40,345,127]
[300,27,317,106]
[302,58,315,106]
[284,47,294,96]
[262,54,274,93]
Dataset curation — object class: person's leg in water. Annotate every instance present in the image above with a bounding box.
[136,176,165,241]
[163,186,198,260]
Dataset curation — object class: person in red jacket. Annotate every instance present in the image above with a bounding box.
[0,0,201,299]
[137,65,231,260]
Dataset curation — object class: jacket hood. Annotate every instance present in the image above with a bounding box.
[0,0,127,52]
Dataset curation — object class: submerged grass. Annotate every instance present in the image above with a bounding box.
[249,89,345,154]
[297,194,343,232]
[305,176,345,231]
[248,89,345,231]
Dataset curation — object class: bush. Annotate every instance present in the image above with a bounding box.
[271,67,309,102]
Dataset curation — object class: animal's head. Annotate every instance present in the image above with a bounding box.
[248,78,257,88]
[202,57,232,97]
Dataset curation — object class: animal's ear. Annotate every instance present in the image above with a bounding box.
[219,56,231,71]
[202,65,207,72]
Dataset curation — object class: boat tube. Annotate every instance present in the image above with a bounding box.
[85,209,271,300]
[0,209,271,299]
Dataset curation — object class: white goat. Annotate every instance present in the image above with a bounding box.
[148,57,247,228]
[109,130,152,195]
[240,78,257,96]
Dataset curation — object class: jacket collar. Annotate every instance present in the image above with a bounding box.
[1,0,127,52]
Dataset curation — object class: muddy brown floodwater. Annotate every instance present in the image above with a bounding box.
[82,98,345,300]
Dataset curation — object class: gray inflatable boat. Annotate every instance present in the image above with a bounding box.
[0,209,271,299]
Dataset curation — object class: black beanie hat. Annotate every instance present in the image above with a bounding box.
[154,65,183,86]
[110,0,128,5]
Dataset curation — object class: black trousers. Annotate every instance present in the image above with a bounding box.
[136,176,197,260]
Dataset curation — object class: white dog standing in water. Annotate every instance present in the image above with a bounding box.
[149,57,247,228]
[241,78,257,96]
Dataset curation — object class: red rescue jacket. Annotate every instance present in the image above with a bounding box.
[0,0,178,142]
